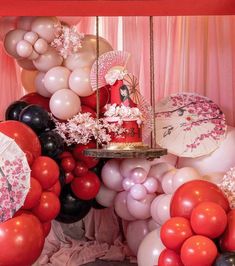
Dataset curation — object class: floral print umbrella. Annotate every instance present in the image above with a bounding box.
[155,93,227,158]
[0,132,31,222]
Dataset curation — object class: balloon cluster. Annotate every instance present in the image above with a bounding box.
[4,16,112,121]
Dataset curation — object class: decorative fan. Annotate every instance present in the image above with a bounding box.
[90,50,130,90]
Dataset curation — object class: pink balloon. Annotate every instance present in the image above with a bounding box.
[4,29,26,58]
[101,159,123,191]
[24,31,38,45]
[137,228,165,266]
[150,153,178,167]
[69,67,94,97]
[203,172,225,184]
[178,126,235,175]
[17,58,36,70]
[31,16,60,43]
[161,169,177,194]
[127,193,155,220]
[34,38,48,54]
[0,16,17,41]
[28,50,39,60]
[147,218,161,232]
[17,16,35,31]
[33,47,63,72]
[114,191,136,221]
[148,162,175,180]
[49,89,81,120]
[44,66,71,94]
[143,177,159,193]
[150,194,172,225]
[130,167,148,184]
[16,40,33,58]
[130,184,147,200]
[126,220,149,255]
[172,167,201,192]
[58,17,81,26]
[122,177,135,191]
[35,72,52,98]
[120,159,151,179]
[96,184,117,208]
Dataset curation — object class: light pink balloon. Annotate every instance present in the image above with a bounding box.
[16,40,33,58]
[33,47,63,72]
[0,16,17,41]
[150,153,178,167]
[101,159,123,191]
[130,167,148,184]
[28,50,39,60]
[96,184,117,208]
[126,220,149,255]
[137,228,165,266]
[114,191,136,221]
[161,169,177,194]
[178,126,235,175]
[24,31,38,45]
[49,89,81,120]
[16,16,35,31]
[35,72,52,98]
[147,218,161,232]
[44,66,71,93]
[4,29,26,58]
[143,177,159,193]
[130,184,147,201]
[69,67,94,97]
[148,162,175,180]
[150,194,172,225]
[122,177,135,191]
[34,38,48,54]
[17,58,36,70]
[58,17,81,26]
[31,16,60,43]
[203,172,225,185]
[120,159,151,179]
[127,193,155,220]
[172,167,201,192]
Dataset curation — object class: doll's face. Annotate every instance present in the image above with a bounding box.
[120,87,128,97]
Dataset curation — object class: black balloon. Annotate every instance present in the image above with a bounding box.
[59,168,66,187]
[39,131,64,159]
[214,252,235,266]
[56,185,91,224]
[5,101,28,121]
[19,104,51,133]
[90,198,106,210]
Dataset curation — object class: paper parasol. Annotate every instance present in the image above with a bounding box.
[90,50,130,90]
[0,132,31,222]
[155,92,227,158]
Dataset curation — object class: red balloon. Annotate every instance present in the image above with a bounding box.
[47,180,61,196]
[65,172,75,184]
[42,221,51,237]
[220,210,235,251]
[20,92,50,111]
[190,201,227,239]
[72,142,99,168]
[0,213,44,266]
[180,235,217,266]
[22,177,42,209]
[158,249,183,266]
[31,156,59,189]
[160,217,193,251]
[61,156,76,173]
[80,105,97,118]
[80,85,110,110]
[73,161,88,177]
[71,171,101,200]
[32,191,60,223]
[170,180,230,219]
[59,151,73,159]
[25,150,34,166]
[0,120,41,159]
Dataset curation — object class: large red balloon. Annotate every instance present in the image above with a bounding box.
[47,180,61,196]
[180,235,217,266]
[80,85,110,111]
[160,217,193,251]
[0,213,45,266]
[71,171,101,200]
[190,201,227,239]
[31,156,59,189]
[170,180,230,219]
[32,191,60,223]
[220,210,235,251]
[0,120,41,159]
[158,249,183,266]
[20,92,50,111]
[22,177,42,209]
[41,221,51,237]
